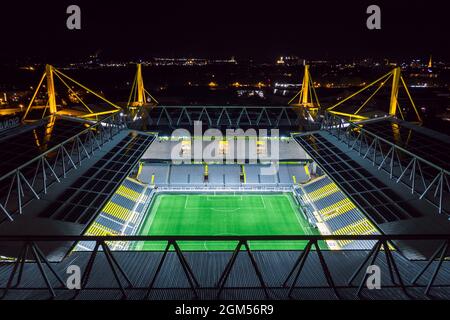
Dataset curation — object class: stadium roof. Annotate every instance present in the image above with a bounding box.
[39,132,154,225]
[360,118,450,171]
[296,133,423,225]
[294,118,450,259]
[0,117,91,177]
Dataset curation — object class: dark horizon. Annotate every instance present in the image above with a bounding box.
[0,0,449,63]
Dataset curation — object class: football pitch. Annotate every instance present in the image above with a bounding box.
[134,193,326,251]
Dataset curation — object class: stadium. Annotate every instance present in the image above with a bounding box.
[0,63,449,301]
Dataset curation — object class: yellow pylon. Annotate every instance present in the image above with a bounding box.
[389,67,401,117]
[327,67,422,123]
[288,64,320,109]
[127,63,158,109]
[46,65,57,115]
[22,65,122,122]
[136,63,145,107]
[301,65,311,106]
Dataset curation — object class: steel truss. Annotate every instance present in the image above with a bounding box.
[23,65,122,121]
[0,234,449,300]
[322,112,450,214]
[137,105,317,129]
[0,114,126,221]
[326,67,422,123]
[127,63,158,109]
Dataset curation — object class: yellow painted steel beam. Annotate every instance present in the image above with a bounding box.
[78,109,120,118]
[144,89,159,105]
[53,71,95,114]
[24,65,122,121]
[400,76,423,123]
[327,71,392,111]
[328,111,368,120]
[127,64,158,108]
[52,67,122,110]
[22,71,47,121]
[301,65,310,105]
[288,64,319,109]
[389,67,401,117]
[136,63,146,106]
[354,73,392,115]
[46,65,57,115]
[287,90,301,105]
[127,73,138,108]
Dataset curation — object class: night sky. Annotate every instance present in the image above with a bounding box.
[1,0,449,62]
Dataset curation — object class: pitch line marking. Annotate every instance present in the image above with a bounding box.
[202,233,240,250]
[286,193,313,236]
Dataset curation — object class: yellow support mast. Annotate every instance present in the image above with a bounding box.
[288,64,320,109]
[127,63,158,109]
[300,65,311,106]
[23,65,122,122]
[327,67,422,123]
[135,63,146,107]
[46,64,57,115]
[288,64,320,120]
[389,67,401,117]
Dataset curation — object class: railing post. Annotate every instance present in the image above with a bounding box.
[313,240,340,299]
[77,241,100,296]
[100,241,132,299]
[285,240,312,298]
[217,240,243,298]
[145,241,171,299]
[411,240,449,296]
[0,235,449,300]
[146,240,198,300]
[242,241,268,298]
[1,243,27,299]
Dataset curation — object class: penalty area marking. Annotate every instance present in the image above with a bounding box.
[206,192,243,201]
[202,233,240,250]
[184,194,266,210]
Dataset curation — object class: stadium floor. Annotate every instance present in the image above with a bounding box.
[134,193,326,251]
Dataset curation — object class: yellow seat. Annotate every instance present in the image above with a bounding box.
[116,185,141,201]
[321,199,356,219]
[86,222,117,236]
[102,202,132,222]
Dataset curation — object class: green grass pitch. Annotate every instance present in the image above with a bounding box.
[134,193,326,251]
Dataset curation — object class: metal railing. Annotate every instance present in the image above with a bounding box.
[0,113,127,221]
[322,112,450,214]
[156,185,293,192]
[143,105,319,129]
[0,234,449,300]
